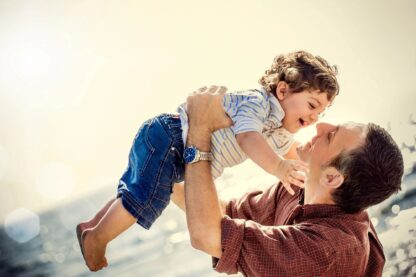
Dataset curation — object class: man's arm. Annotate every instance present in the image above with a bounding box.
[184,86,232,258]
[171,182,227,214]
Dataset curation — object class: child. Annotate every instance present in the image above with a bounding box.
[77,50,339,271]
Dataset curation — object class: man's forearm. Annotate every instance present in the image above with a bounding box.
[171,182,228,214]
[184,131,223,258]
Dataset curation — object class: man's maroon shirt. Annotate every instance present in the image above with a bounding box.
[213,183,384,276]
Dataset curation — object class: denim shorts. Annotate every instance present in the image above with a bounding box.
[117,114,185,229]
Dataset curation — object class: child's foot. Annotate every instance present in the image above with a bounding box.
[80,229,108,271]
[76,223,87,255]
[76,222,95,257]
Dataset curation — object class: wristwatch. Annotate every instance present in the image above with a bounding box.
[183,145,212,164]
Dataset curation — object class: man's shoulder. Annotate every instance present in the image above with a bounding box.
[303,211,373,253]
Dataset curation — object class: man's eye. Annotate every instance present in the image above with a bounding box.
[327,131,336,142]
[327,131,334,142]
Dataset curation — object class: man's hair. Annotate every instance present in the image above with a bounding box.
[329,123,404,213]
[259,50,339,101]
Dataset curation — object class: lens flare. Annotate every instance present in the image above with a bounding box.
[4,207,40,243]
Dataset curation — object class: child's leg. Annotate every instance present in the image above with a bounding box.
[76,198,116,238]
[171,182,186,212]
[81,198,136,271]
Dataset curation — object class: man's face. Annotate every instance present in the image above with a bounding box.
[296,122,366,183]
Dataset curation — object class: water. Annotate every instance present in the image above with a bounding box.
[0,173,415,276]
[0,185,229,277]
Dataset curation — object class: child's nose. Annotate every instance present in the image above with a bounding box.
[310,113,318,124]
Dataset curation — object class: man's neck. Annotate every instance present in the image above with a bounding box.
[303,182,336,205]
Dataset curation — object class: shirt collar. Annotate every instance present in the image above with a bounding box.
[295,188,368,220]
[260,88,285,123]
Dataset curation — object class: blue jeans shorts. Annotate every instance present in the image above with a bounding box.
[117,114,185,229]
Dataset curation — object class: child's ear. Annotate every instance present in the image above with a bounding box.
[276,81,289,101]
[319,167,344,189]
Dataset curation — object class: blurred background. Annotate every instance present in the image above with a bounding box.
[0,0,415,276]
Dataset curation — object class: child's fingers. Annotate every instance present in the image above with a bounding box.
[293,162,308,173]
[291,171,305,187]
[291,170,306,181]
[288,175,304,188]
[282,181,295,195]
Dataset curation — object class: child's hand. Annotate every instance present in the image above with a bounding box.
[275,159,308,195]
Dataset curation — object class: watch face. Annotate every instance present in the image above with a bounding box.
[183,146,197,164]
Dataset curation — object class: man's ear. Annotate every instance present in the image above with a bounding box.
[319,167,344,189]
[276,81,289,101]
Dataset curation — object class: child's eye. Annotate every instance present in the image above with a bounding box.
[308,103,316,109]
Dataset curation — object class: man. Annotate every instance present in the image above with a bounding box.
[171,86,404,276]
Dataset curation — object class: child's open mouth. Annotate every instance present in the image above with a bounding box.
[299,118,305,126]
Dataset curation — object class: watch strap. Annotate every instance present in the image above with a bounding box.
[198,151,213,161]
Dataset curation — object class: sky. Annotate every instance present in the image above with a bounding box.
[0,0,415,222]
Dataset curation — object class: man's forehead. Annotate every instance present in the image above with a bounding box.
[341,122,366,133]
[337,122,366,148]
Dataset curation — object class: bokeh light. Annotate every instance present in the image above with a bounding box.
[4,207,40,243]
[392,204,401,215]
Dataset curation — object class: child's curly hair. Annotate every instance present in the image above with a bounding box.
[259,50,339,101]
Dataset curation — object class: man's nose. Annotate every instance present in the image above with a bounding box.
[312,122,332,145]
[315,122,335,135]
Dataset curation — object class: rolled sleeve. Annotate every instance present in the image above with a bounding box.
[212,216,245,274]
[214,219,335,276]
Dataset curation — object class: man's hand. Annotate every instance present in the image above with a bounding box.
[186,86,233,143]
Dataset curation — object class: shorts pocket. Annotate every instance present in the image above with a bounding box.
[135,122,156,177]
[170,146,184,182]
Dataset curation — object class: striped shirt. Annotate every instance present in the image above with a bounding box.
[177,88,294,179]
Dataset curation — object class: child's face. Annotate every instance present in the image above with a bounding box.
[277,83,331,133]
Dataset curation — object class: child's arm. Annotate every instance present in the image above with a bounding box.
[236,132,307,194]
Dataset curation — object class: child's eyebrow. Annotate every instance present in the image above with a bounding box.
[311,97,322,107]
